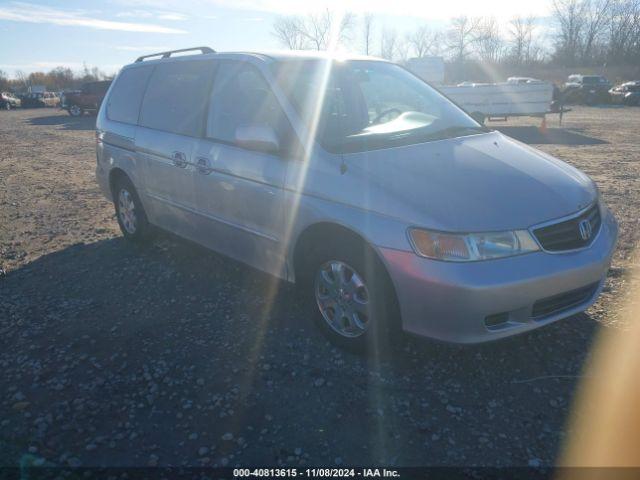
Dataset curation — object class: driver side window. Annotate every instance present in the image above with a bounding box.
[206,61,298,155]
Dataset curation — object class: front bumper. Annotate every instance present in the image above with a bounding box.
[378,208,618,344]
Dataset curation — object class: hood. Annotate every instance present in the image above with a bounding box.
[342,131,597,232]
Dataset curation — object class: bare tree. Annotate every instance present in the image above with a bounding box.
[581,0,612,63]
[608,0,640,63]
[272,9,354,51]
[379,29,399,60]
[306,9,332,50]
[406,25,441,58]
[361,13,374,55]
[337,11,356,47]
[0,70,9,91]
[14,70,29,89]
[475,17,504,62]
[509,16,536,64]
[552,0,588,65]
[396,39,411,63]
[447,16,482,61]
[273,16,308,49]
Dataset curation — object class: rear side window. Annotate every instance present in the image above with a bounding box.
[107,66,153,125]
[139,60,215,137]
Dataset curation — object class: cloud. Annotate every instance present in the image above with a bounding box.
[157,12,189,21]
[0,2,187,34]
[203,0,550,20]
[116,10,189,21]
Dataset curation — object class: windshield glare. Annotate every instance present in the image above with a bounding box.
[272,60,483,153]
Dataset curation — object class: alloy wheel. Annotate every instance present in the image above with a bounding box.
[118,188,137,235]
[314,260,371,338]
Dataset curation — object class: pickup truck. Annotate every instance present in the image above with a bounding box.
[61,81,111,117]
[562,74,611,105]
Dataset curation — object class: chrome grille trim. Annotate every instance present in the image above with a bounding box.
[531,203,601,253]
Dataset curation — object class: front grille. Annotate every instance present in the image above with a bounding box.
[531,282,599,320]
[533,204,601,252]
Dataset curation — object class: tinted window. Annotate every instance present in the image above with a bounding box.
[107,66,153,125]
[140,60,215,137]
[207,61,297,154]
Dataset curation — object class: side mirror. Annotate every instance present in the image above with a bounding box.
[235,125,280,154]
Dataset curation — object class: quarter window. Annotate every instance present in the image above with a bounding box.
[107,66,153,125]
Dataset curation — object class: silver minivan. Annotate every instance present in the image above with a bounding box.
[96,47,618,350]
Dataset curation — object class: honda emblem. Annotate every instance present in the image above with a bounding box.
[578,219,593,241]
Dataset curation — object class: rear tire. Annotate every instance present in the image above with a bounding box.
[113,177,152,243]
[4,103,10,111]
[301,239,399,353]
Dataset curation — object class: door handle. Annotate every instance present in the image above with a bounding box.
[172,151,188,168]
[196,157,213,175]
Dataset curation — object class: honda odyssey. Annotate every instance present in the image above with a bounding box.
[95,47,618,350]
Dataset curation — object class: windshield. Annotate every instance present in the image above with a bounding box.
[272,60,484,154]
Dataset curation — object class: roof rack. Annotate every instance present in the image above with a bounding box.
[135,46,215,63]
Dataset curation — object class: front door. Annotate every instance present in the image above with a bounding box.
[193,60,297,277]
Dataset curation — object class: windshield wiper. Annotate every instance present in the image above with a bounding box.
[427,125,489,140]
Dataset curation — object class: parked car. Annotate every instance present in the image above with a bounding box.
[62,80,112,116]
[506,77,544,85]
[19,91,60,108]
[0,92,21,110]
[563,74,611,105]
[96,48,618,351]
[609,81,640,106]
[44,91,60,107]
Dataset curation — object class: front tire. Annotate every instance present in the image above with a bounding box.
[68,104,83,117]
[303,240,399,353]
[113,178,152,243]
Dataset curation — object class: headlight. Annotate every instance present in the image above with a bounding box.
[408,228,540,262]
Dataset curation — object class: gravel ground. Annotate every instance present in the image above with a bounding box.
[1,107,638,469]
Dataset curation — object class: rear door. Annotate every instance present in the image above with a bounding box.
[192,60,297,276]
[135,59,216,239]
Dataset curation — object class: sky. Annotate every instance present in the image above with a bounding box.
[0,0,553,77]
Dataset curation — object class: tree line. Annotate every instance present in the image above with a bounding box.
[272,0,640,68]
[0,64,111,93]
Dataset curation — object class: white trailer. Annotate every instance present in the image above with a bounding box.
[439,81,555,121]
[406,57,558,123]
